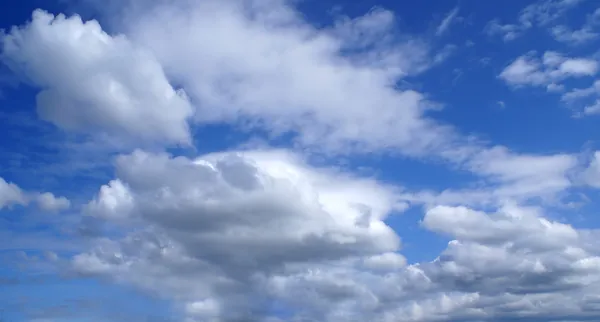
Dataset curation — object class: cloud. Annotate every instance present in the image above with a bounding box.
[486,0,585,41]
[110,0,464,156]
[580,151,600,187]
[550,4,600,45]
[436,7,459,36]
[3,1,600,320]
[582,100,600,115]
[0,177,69,211]
[0,177,27,209]
[485,20,526,42]
[74,156,600,321]
[519,0,584,26]
[551,25,599,45]
[467,146,577,198]
[1,10,194,146]
[401,146,579,207]
[74,149,405,320]
[499,51,598,88]
[561,80,600,116]
[35,192,71,212]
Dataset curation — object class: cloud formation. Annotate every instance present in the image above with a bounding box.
[75,149,404,321]
[486,0,585,41]
[500,51,598,90]
[0,177,69,211]
[2,0,600,321]
[73,152,600,321]
[1,10,194,145]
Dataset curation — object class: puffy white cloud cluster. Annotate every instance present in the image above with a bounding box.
[75,150,404,320]
[74,152,600,321]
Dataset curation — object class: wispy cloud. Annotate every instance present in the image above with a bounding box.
[486,0,585,41]
[436,7,459,36]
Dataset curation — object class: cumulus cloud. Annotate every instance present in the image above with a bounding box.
[75,149,404,320]
[35,192,71,212]
[500,51,598,89]
[1,10,194,145]
[0,177,69,211]
[74,155,600,321]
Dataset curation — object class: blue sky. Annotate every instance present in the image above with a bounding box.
[2,0,600,321]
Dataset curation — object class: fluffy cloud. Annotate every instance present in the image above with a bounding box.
[0,177,27,209]
[1,10,194,145]
[73,153,600,321]
[0,177,70,211]
[500,51,598,89]
[114,0,460,155]
[75,149,404,320]
[272,204,600,321]
[35,192,71,212]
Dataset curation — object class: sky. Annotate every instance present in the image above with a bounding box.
[2,0,600,321]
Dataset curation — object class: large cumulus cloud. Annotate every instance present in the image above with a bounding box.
[72,149,600,321]
[1,10,193,145]
[75,149,405,320]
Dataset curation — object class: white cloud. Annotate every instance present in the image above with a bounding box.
[436,7,459,36]
[551,25,599,45]
[519,0,584,26]
[35,192,71,212]
[580,151,600,187]
[0,177,27,209]
[74,158,600,321]
[500,51,598,88]
[0,177,70,211]
[468,146,577,197]
[486,0,585,41]
[400,146,579,207]
[3,1,599,320]
[583,99,600,115]
[116,0,461,155]
[563,80,600,101]
[1,10,194,145]
[561,80,600,116]
[74,149,404,320]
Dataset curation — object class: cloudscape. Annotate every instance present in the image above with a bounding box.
[2,0,600,321]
